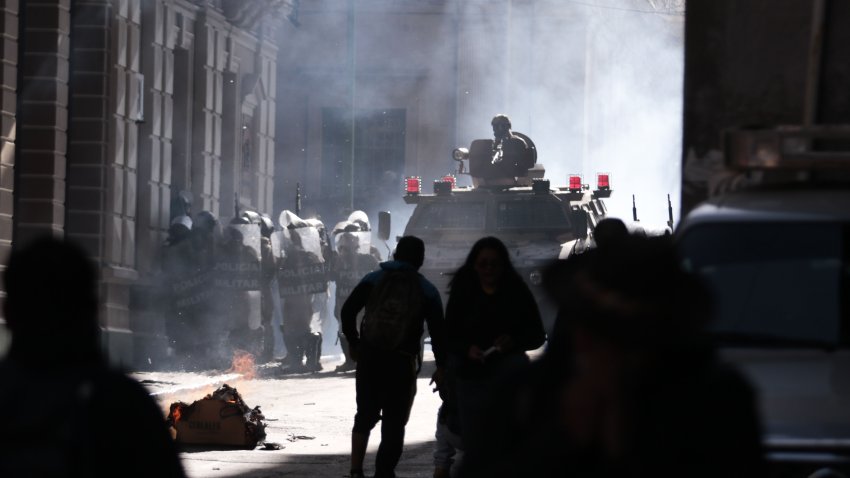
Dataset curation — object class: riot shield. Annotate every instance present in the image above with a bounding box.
[210,223,264,357]
[333,229,372,256]
[214,223,262,290]
[305,217,332,263]
[270,229,283,260]
[331,229,379,313]
[164,239,214,355]
[293,225,323,257]
[278,224,329,297]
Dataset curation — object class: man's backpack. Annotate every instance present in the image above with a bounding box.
[360,269,424,352]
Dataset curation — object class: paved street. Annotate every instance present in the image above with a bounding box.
[136,353,444,478]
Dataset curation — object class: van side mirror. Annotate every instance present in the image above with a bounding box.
[378,211,391,241]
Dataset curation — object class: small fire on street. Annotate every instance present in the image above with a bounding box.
[167,383,266,449]
[154,351,267,449]
[227,349,257,380]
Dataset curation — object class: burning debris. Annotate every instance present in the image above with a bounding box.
[228,349,257,380]
[167,384,266,449]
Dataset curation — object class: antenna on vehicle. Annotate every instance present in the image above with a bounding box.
[667,193,674,229]
[295,182,302,216]
[632,194,639,222]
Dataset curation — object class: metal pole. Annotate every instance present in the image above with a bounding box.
[667,193,674,229]
[632,194,639,222]
[505,0,512,112]
[348,0,356,210]
[295,182,302,217]
[803,0,827,127]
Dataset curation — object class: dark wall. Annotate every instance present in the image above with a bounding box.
[681,0,850,213]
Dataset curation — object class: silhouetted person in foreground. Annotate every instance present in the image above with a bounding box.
[0,236,185,478]
[591,217,629,250]
[342,236,446,478]
[467,234,764,477]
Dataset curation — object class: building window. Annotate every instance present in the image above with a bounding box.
[241,113,255,201]
[321,108,406,211]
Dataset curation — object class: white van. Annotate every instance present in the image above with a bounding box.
[676,126,850,475]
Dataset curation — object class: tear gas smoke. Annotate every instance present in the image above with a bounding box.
[277,0,684,234]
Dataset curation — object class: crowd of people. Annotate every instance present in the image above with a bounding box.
[0,214,771,478]
[338,218,767,478]
[0,111,810,477]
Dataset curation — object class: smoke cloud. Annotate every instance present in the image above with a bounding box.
[277,0,684,234]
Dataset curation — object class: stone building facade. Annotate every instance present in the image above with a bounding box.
[0,0,682,367]
[0,0,292,367]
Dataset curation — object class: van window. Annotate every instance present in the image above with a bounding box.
[496,199,570,230]
[678,222,849,346]
[411,202,486,230]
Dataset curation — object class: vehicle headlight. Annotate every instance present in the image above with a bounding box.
[452,147,469,161]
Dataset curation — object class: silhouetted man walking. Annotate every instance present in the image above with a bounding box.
[342,236,445,478]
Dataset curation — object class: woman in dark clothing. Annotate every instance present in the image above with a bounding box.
[443,236,546,475]
[445,237,546,370]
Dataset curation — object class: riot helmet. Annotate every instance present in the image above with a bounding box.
[240,210,262,225]
[167,215,193,245]
[259,214,275,238]
[347,210,370,231]
[278,209,309,229]
[194,210,219,233]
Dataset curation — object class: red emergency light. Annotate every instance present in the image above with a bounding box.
[597,173,610,190]
[440,175,457,189]
[405,176,422,195]
[568,174,582,192]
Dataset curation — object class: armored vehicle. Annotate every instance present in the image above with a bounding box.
[388,134,611,331]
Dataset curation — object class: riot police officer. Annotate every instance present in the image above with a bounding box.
[278,210,328,372]
[330,214,380,372]
[259,214,279,362]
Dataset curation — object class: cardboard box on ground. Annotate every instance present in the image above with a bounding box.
[167,384,266,449]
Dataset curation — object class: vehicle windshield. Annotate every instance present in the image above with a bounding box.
[496,199,570,230]
[411,201,486,230]
[678,222,850,347]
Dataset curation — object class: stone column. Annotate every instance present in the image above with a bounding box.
[191,7,228,216]
[67,0,144,366]
[0,0,18,348]
[16,0,69,243]
[256,32,277,215]
[131,0,197,367]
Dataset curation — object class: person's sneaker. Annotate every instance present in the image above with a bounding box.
[349,469,366,478]
[277,355,298,366]
[335,360,356,372]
